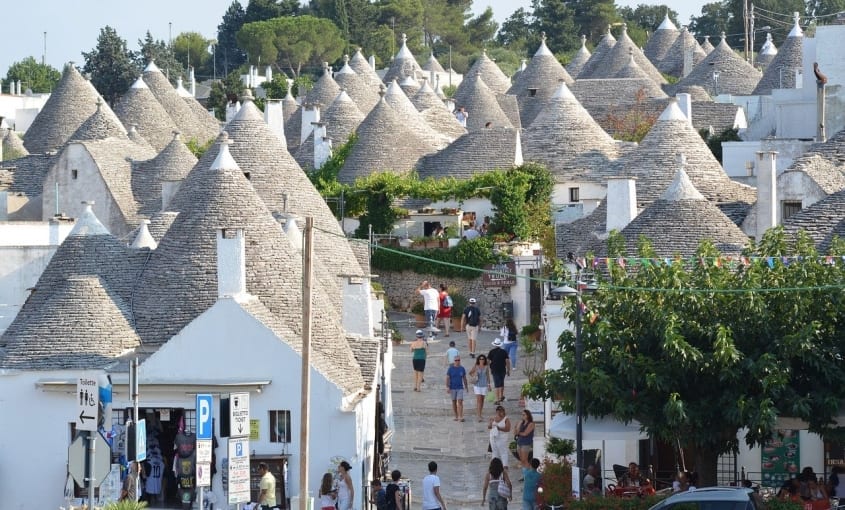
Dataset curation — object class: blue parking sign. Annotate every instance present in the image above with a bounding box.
[196,394,213,440]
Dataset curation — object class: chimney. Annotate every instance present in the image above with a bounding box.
[313,122,332,170]
[216,228,247,299]
[264,99,285,141]
[189,67,196,97]
[282,215,303,252]
[130,219,158,250]
[248,65,255,87]
[265,65,273,83]
[0,191,8,221]
[301,103,321,144]
[755,151,778,241]
[606,178,638,232]
[8,81,12,95]
[16,80,21,95]
[675,93,692,125]
[368,54,376,70]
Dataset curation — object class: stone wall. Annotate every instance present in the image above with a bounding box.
[375,269,513,330]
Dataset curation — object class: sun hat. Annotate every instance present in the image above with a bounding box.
[469,298,477,303]
[492,338,503,347]
[415,329,424,337]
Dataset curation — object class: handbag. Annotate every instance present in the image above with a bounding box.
[485,391,496,403]
[497,477,511,499]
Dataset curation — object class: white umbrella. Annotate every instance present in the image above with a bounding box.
[549,413,647,441]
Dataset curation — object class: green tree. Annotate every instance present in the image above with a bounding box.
[496,8,537,55]
[532,0,579,54]
[529,229,845,487]
[82,26,138,105]
[136,31,185,83]
[237,15,345,77]
[688,2,733,43]
[810,0,845,18]
[4,57,60,93]
[173,32,212,76]
[207,69,246,120]
[217,1,247,75]
[244,0,301,23]
[464,7,499,50]
[619,4,680,32]
[569,0,620,44]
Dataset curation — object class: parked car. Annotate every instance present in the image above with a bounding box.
[648,487,761,510]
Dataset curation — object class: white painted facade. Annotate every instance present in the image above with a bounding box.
[0,91,50,133]
[0,295,380,510]
[722,139,813,179]
[552,181,605,220]
[0,219,74,334]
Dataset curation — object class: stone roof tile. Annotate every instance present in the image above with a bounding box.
[143,61,218,144]
[416,127,521,179]
[462,50,512,95]
[69,99,128,142]
[2,128,28,158]
[671,34,762,96]
[578,27,617,79]
[324,90,365,144]
[132,131,197,217]
[566,36,592,78]
[335,56,379,114]
[114,77,180,151]
[661,28,707,77]
[0,153,57,196]
[782,188,845,253]
[588,24,666,84]
[643,14,680,67]
[752,17,803,95]
[453,74,513,130]
[350,48,384,89]
[305,63,342,108]
[383,34,424,83]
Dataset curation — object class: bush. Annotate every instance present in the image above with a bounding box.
[567,495,664,510]
[539,458,573,506]
[371,238,502,279]
[104,500,149,510]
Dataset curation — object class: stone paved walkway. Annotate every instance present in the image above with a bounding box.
[386,312,545,510]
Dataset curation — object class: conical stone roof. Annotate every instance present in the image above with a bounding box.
[416,127,522,179]
[782,188,845,253]
[383,33,424,83]
[602,164,750,257]
[1,128,28,159]
[334,55,379,114]
[283,106,302,150]
[422,52,446,73]
[507,34,574,96]
[338,96,437,184]
[114,76,179,151]
[589,24,666,83]
[174,77,222,136]
[384,80,449,147]
[1,203,137,346]
[133,131,197,216]
[462,50,512,95]
[453,74,513,130]
[411,79,447,111]
[185,98,365,282]
[614,99,756,221]
[324,90,365,144]
[0,275,141,370]
[753,16,803,95]
[282,88,299,124]
[127,124,154,150]
[756,33,778,68]
[420,106,467,140]
[615,52,650,79]
[644,14,680,69]
[523,82,621,182]
[399,75,421,96]
[671,34,761,96]
[662,28,708,77]
[305,63,342,108]
[566,36,592,78]
[143,60,218,144]
[24,63,103,154]
[350,48,383,89]
[700,35,715,54]
[578,27,617,79]
[69,98,128,142]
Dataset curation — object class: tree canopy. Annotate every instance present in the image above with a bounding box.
[82,26,138,105]
[527,228,845,487]
[4,57,61,93]
[136,31,185,82]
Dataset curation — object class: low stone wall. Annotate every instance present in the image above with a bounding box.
[375,269,512,330]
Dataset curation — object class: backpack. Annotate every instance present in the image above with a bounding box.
[465,306,479,326]
[385,483,399,510]
[374,488,389,510]
[443,295,453,308]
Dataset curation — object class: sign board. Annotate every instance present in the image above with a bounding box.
[196,394,213,440]
[196,439,212,463]
[250,419,260,440]
[196,462,211,487]
[76,375,100,432]
[135,418,147,462]
[68,432,111,487]
[482,262,517,287]
[229,392,250,438]
[228,437,251,504]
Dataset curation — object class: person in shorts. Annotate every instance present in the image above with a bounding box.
[461,298,481,357]
[446,356,468,421]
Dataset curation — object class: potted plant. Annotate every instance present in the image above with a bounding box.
[448,292,468,330]
[411,300,426,327]
[521,323,541,342]
[390,326,403,345]
[538,457,573,509]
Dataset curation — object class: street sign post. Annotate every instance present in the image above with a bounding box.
[135,418,147,462]
[76,375,99,432]
[68,432,111,487]
[197,394,213,440]
[197,462,211,487]
[229,392,250,438]
[228,437,251,504]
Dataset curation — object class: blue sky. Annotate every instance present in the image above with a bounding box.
[1,0,705,74]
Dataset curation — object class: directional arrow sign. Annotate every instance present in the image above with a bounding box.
[76,375,100,432]
[229,392,250,438]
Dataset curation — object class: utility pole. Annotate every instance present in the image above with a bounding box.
[43,32,47,66]
[299,217,314,510]
[744,0,750,63]
[749,4,756,67]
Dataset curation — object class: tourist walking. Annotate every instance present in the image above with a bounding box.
[257,462,277,509]
[319,473,338,510]
[515,410,535,468]
[482,457,512,510]
[502,319,518,370]
[461,297,481,358]
[488,405,511,467]
[336,460,354,510]
[422,461,447,510]
[438,283,452,336]
[416,281,441,332]
[445,341,459,366]
[410,330,427,391]
[469,354,492,422]
[487,338,510,404]
[522,459,541,510]
[446,355,468,421]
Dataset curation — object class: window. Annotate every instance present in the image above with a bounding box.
[782,201,801,221]
[243,171,251,181]
[269,410,291,443]
[569,187,580,203]
[71,169,78,179]
[528,88,538,97]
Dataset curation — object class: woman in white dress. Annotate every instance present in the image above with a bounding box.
[488,405,512,468]
[336,460,354,510]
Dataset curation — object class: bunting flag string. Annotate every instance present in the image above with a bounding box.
[587,254,845,269]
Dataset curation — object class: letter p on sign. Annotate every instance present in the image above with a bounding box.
[197,394,213,440]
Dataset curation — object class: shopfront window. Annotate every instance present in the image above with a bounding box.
[270,410,291,443]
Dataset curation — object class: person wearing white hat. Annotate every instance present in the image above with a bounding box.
[460,298,481,357]
[487,338,510,404]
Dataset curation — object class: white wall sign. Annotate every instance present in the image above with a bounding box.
[229,392,250,438]
[196,439,212,463]
[76,375,99,431]
[228,437,250,504]
[196,462,211,487]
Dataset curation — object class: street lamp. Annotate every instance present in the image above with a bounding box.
[551,267,597,499]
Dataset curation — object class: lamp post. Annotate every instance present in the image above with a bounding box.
[552,268,596,499]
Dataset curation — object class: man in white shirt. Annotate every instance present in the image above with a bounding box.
[416,281,441,332]
[422,461,446,510]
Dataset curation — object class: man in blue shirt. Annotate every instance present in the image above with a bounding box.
[523,458,541,510]
[445,356,468,421]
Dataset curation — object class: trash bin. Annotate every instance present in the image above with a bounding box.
[501,301,514,320]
